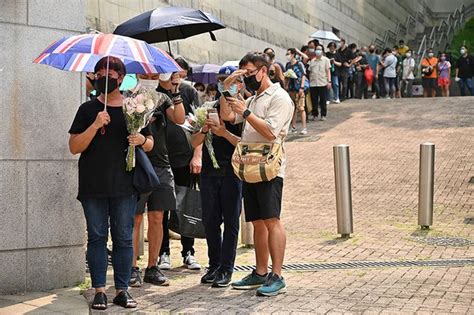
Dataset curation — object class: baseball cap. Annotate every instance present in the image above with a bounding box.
[159,72,172,81]
[216,65,237,79]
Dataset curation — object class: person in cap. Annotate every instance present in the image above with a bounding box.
[191,65,244,288]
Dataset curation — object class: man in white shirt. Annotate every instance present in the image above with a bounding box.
[220,52,293,297]
[308,44,332,120]
[401,49,416,97]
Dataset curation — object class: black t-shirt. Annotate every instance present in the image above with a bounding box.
[157,83,199,168]
[201,100,242,177]
[338,47,355,68]
[455,55,474,79]
[325,51,342,76]
[146,94,172,167]
[354,55,368,72]
[68,98,150,200]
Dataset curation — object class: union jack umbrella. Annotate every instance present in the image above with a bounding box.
[33,33,181,74]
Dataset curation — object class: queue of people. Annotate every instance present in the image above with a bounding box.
[70,51,293,310]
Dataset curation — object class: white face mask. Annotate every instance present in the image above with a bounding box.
[428,53,434,58]
[406,53,411,58]
[286,55,292,62]
[139,79,159,89]
[197,91,205,98]
[460,49,466,55]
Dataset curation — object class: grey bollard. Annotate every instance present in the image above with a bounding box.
[240,206,254,247]
[138,213,145,256]
[418,143,435,229]
[333,145,353,238]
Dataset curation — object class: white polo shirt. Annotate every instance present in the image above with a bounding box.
[235,83,294,178]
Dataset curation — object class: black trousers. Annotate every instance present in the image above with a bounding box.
[340,69,350,100]
[160,166,195,257]
[355,71,368,99]
[310,86,327,117]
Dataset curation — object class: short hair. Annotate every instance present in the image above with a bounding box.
[174,56,190,71]
[301,45,309,53]
[348,43,357,50]
[308,39,319,47]
[340,38,346,43]
[206,83,217,92]
[263,47,274,53]
[383,48,392,54]
[94,56,126,76]
[194,82,205,90]
[327,42,337,49]
[399,39,404,44]
[239,52,271,69]
[393,45,399,50]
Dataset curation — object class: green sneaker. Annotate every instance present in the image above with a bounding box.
[256,272,286,296]
[231,270,267,290]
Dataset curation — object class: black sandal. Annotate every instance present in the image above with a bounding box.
[91,292,107,310]
[113,290,137,308]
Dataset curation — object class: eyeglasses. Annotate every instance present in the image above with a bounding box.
[243,68,260,78]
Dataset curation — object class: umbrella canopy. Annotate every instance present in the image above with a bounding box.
[188,63,220,84]
[310,30,341,42]
[113,6,225,51]
[33,33,182,74]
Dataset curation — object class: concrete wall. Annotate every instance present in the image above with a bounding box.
[0,0,86,294]
[86,0,430,65]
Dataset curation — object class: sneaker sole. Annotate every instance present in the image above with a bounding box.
[129,282,142,288]
[144,279,170,286]
[158,265,171,270]
[231,284,264,290]
[256,286,287,297]
[212,282,231,288]
[185,265,201,270]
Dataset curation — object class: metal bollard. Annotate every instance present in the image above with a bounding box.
[240,206,254,247]
[333,145,353,238]
[418,143,435,229]
[138,213,145,256]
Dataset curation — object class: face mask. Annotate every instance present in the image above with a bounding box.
[315,50,322,56]
[308,48,315,53]
[269,70,275,77]
[361,52,367,56]
[369,49,375,53]
[94,76,118,95]
[406,53,411,58]
[460,49,466,55]
[286,55,292,62]
[218,82,239,96]
[139,79,159,89]
[197,91,205,98]
[428,53,434,58]
[440,57,446,62]
[244,72,262,91]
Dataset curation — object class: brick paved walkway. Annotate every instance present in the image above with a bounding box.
[86,97,474,314]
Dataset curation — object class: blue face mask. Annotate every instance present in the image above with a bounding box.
[218,82,238,96]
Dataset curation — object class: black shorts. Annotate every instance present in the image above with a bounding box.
[422,78,437,90]
[243,177,283,222]
[136,166,176,214]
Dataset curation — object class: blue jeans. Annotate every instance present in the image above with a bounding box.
[81,195,137,290]
[200,175,242,272]
[458,78,474,96]
[331,75,340,101]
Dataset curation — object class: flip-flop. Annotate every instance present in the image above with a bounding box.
[91,292,107,310]
[113,290,137,308]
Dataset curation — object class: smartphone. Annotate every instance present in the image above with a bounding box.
[222,90,232,98]
[207,108,220,126]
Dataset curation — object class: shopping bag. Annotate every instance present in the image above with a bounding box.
[169,182,206,239]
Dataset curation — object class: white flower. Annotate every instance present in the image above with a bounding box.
[136,104,145,113]
[145,99,155,110]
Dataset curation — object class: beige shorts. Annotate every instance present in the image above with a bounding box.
[289,91,306,112]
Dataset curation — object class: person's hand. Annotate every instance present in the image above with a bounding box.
[209,119,227,137]
[189,155,202,174]
[298,88,304,97]
[170,73,181,93]
[226,96,246,115]
[128,133,146,147]
[330,58,335,64]
[326,83,332,90]
[92,111,111,130]
[223,69,247,89]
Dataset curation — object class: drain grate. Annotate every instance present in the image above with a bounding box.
[233,258,474,272]
[411,236,473,247]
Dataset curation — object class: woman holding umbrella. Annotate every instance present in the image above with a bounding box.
[69,56,153,310]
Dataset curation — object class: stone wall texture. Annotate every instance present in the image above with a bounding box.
[0,0,86,294]
[86,0,471,65]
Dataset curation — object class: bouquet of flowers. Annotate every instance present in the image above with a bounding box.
[283,69,298,79]
[123,87,166,171]
[180,101,220,169]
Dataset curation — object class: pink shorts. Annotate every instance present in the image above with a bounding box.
[438,77,450,87]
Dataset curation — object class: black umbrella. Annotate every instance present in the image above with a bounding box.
[113,6,225,53]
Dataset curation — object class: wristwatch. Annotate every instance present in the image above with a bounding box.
[243,109,252,119]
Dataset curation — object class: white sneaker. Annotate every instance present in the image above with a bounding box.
[333,99,340,104]
[320,116,327,121]
[158,253,171,270]
[290,126,298,134]
[300,128,308,135]
[326,101,330,105]
[183,251,201,270]
[372,94,377,99]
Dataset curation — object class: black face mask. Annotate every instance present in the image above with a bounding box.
[269,70,276,77]
[94,76,119,95]
[266,52,275,60]
[244,73,262,91]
